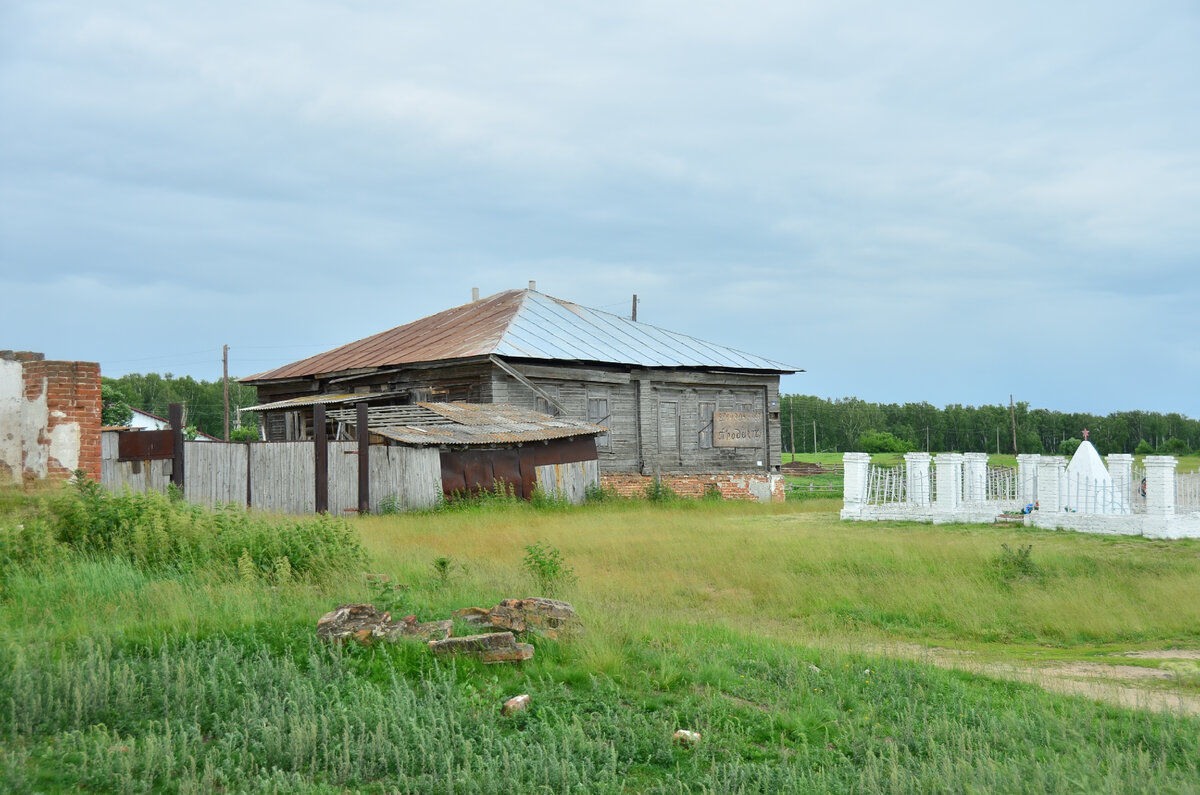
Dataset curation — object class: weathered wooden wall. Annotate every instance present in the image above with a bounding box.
[535,460,600,504]
[100,432,172,494]
[100,433,441,515]
[186,441,248,508]
[492,363,782,475]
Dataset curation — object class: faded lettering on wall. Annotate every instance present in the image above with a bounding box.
[713,411,764,448]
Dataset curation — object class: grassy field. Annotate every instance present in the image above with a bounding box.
[3,484,1200,792]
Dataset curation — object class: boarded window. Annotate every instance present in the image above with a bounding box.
[699,401,716,449]
[659,401,679,454]
[536,385,560,416]
[588,397,610,450]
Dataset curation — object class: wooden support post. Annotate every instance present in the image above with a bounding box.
[357,401,370,514]
[222,344,230,441]
[314,403,328,514]
[245,442,252,507]
[169,403,185,492]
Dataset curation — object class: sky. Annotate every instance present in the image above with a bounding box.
[2,1,1197,417]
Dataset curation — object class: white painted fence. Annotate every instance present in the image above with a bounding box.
[842,451,1200,539]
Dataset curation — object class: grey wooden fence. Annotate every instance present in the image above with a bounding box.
[100,432,441,514]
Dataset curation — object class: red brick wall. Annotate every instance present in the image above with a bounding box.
[2,351,101,483]
[599,471,785,503]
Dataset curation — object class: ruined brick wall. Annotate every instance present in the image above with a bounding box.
[600,471,785,503]
[0,351,101,485]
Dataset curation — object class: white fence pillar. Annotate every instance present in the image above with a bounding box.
[1106,454,1133,507]
[1036,456,1066,513]
[1017,454,1040,505]
[1144,455,1177,517]
[962,453,988,503]
[934,453,963,512]
[842,453,871,514]
[904,452,932,506]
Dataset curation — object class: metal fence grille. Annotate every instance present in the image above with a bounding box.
[986,466,1018,501]
[1178,472,1200,512]
[1130,464,1147,514]
[865,463,907,505]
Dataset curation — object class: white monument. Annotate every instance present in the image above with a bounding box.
[1064,430,1129,514]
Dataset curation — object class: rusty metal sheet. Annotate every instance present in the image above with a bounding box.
[490,448,523,498]
[118,430,175,461]
[713,411,765,448]
[462,451,494,496]
[531,436,598,466]
[440,451,467,496]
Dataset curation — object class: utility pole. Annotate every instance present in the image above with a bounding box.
[788,400,796,458]
[223,344,230,441]
[1009,394,1018,455]
[631,294,638,322]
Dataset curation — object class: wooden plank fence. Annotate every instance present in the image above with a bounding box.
[100,432,441,514]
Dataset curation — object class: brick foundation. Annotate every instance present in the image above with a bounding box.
[0,351,102,484]
[600,471,786,503]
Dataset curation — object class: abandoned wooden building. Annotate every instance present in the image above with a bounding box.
[241,288,799,501]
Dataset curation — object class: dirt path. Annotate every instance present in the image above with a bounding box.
[856,641,1200,716]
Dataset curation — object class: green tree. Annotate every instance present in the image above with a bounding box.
[100,383,133,427]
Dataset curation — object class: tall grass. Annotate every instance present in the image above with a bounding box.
[357,499,1200,647]
[4,490,1200,791]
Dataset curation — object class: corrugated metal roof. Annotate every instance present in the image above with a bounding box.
[242,289,798,382]
[323,402,607,447]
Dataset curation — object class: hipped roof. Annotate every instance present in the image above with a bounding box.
[242,289,798,383]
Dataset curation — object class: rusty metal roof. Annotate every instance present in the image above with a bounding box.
[322,402,607,447]
[242,289,798,382]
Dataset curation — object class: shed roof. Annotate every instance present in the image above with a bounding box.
[242,289,798,383]
[323,402,607,447]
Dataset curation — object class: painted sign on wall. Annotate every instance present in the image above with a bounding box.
[713,411,764,448]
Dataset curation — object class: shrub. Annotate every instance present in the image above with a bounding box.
[1134,439,1155,455]
[644,475,677,503]
[857,430,912,454]
[522,540,576,595]
[992,543,1043,585]
[46,476,365,581]
[1162,437,1191,456]
[1057,437,1082,456]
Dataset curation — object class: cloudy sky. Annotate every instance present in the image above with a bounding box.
[2,1,1197,415]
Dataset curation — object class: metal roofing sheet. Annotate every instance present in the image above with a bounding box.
[240,392,406,412]
[242,289,798,382]
[364,403,607,447]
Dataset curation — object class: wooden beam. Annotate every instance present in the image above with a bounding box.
[169,403,185,493]
[357,401,370,514]
[314,403,328,514]
[489,356,571,415]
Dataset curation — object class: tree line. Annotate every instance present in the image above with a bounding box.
[781,395,1199,457]
[102,373,259,440]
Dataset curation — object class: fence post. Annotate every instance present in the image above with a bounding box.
[934,453,963,513]
[1105,453,1133,512]
[314,403,328,514]
[168,403,185,493]
[1143,455,1177,517]
[1017,454,1040,505]
[841,453,871,517]
[962,453,988,503]
[904,452,932,506]
[1036,456,1066,513]
[357,402,370,514]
